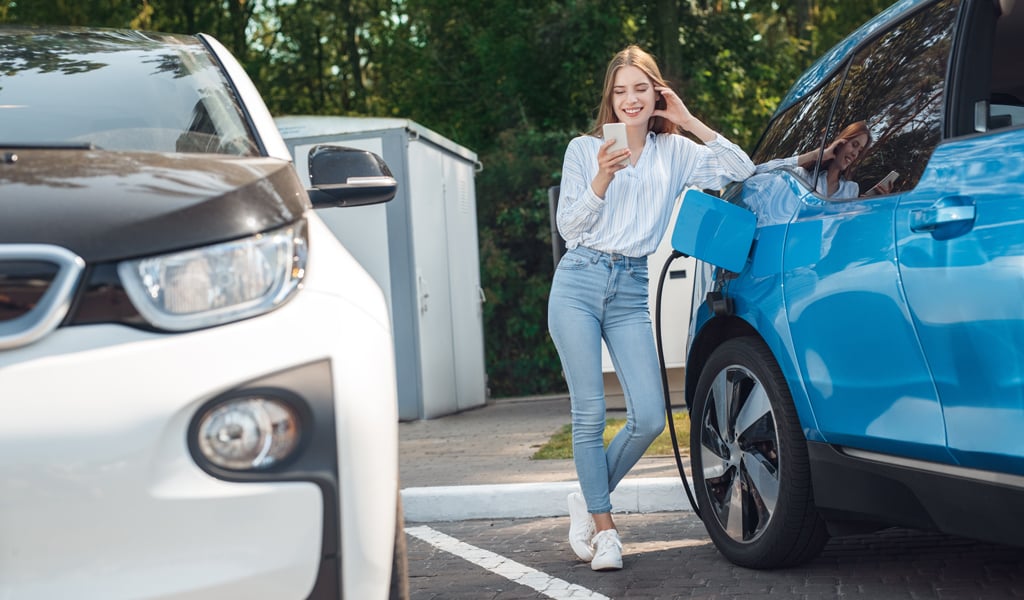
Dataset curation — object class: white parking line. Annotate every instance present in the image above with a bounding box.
[405,525,611,600]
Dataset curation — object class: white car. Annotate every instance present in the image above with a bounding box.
[0,28,407,599]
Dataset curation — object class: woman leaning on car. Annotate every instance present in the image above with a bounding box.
[547,44,755,572]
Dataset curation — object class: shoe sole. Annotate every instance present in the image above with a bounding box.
[591,559,623,571]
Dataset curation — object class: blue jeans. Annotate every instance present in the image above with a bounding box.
[548,246,666,514]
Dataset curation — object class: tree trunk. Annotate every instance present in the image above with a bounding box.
[225,0,252,60]
[794,0,814,57]
[340,0,365,112]
[655,0,681,85]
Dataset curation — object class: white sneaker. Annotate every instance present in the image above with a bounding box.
[567,492,595,561]
[590,529,623,571]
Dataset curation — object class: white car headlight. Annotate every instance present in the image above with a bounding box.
[195,396,302,470]
[118,220,307,331]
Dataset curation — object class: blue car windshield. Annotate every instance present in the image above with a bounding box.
[0,28,259,156]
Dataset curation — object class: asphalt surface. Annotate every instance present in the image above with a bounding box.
[397,397,1024,599]
[406,512,1024,599]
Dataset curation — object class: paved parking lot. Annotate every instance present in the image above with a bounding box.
[406,511,1024,599]
[400,398,1024,599]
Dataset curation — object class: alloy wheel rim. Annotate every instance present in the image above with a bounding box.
[699,364,781,544]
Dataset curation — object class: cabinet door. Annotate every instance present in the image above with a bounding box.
[408,141,459,418]
[442,157,488,411]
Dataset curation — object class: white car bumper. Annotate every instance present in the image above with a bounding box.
[0,217,400,600]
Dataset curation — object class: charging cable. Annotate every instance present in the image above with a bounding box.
[655,249,701,518]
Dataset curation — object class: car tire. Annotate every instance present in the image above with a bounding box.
[690,336,829,568]
[388,491,410,600]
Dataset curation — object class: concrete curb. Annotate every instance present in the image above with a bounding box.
[401,477,695,522]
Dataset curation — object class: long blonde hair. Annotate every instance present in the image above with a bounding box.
[588,45,680,137]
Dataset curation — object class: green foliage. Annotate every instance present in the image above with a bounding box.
[371,0,630,151]
[676,8,799,148]
[0,0,892,397]
[253,0,395,116]
[476,127,573,396]
[0,0,147,27]
[531,411,692,459]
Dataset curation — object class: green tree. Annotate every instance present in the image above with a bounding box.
[0,0,894,397]
[252,0,393,115]
[0,0,148,27]
[372,0,649,396]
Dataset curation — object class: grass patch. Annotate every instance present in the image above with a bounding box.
[531,411,691,460]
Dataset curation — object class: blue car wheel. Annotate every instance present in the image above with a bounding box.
[691,337,828,568]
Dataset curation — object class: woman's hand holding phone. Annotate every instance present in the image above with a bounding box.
[602,122,630,168]
[864,170,899,196]
[591,123,629,198]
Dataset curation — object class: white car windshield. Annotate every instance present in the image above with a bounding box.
[0,28,259,156]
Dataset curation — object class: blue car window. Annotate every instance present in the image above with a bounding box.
[751,72,845,191]
[830,0,960,197]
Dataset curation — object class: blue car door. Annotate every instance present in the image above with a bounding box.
[770,0,964,463]
[893,1,1024,476]
[782,191,949,462]
[896,130,1024,476]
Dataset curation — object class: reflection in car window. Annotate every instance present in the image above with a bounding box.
[751,74,844,191]
[830,0,959,196]
[0,29,258,156]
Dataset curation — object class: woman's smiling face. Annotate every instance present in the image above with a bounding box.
[612,65,657,126]
[836,133,869,170]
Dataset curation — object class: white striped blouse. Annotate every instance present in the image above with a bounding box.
[557,131,755,258]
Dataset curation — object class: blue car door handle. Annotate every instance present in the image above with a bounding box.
[910,201,976,233]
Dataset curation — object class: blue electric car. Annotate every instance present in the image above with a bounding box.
[681,0,1024,568]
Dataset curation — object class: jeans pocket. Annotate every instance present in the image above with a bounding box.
[557,255,588,271]
[628,265,649,284]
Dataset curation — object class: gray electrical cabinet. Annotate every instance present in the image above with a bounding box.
[275,116,487,420]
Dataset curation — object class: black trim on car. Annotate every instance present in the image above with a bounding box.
[808,441,1024,548]
[0,143,95,150]
[196,33,269,159]
[0,260,60,322]
[946,0,999,138]
[186,359,343,599]
[63,263,148,329]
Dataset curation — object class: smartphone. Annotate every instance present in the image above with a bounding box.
[602,122,629,166]
[865,170,899,196]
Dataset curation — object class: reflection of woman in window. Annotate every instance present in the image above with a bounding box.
[755,121,872,199]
